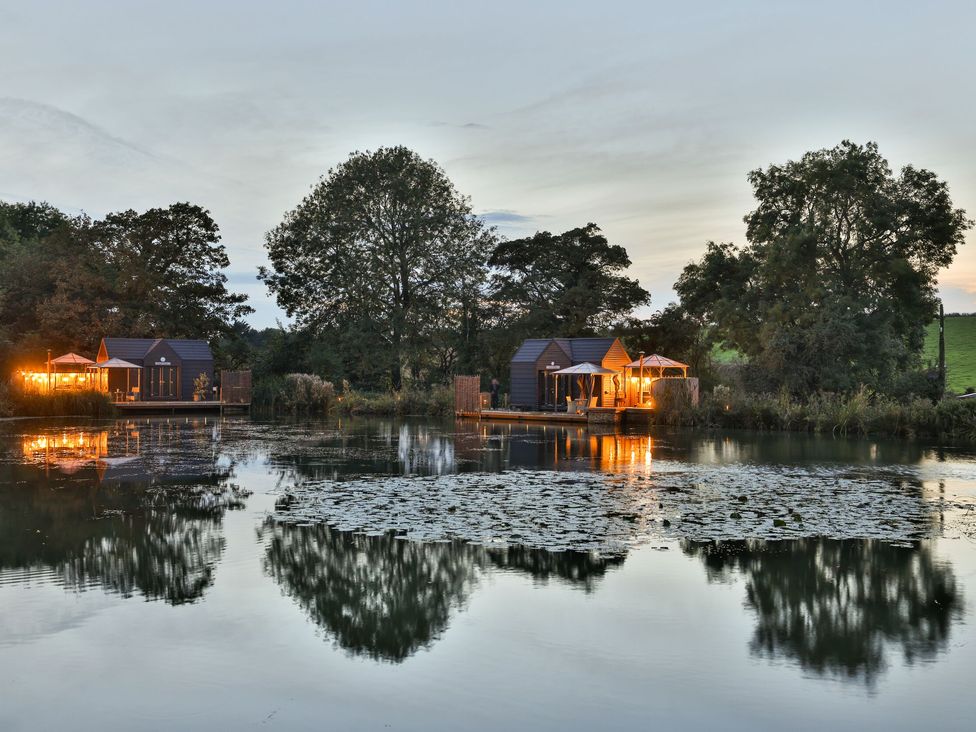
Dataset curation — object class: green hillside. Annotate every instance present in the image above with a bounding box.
[924,315,976,394]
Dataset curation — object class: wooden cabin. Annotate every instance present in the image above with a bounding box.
[96,338,215,401]
[509,337,631,410]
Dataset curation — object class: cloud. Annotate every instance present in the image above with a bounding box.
[429,121,489,130]
[478,209,534,225]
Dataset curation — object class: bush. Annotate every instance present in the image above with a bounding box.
[6,387,115,417]
[252,373,336,413]
[689,384,976,441]
[339,384,454,417]
[0,382,13,417]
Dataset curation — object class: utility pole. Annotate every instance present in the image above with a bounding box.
[938,301,946,397]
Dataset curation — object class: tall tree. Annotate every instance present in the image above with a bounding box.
[489,223,650,338]
[0,200,251,370]
[617,303,712,376]
[260,146,495,389]
[677,141,971,392]
[82,202,252,340]
[0,202,75,366]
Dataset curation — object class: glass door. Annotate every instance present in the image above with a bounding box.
[150,366,180,399]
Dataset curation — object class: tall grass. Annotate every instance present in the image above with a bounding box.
[252,374,453,417]
[339,384,455,417]
[690,386,976,441]
[252,373,336,413]
[0,384,115,418]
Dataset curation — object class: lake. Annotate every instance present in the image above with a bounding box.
[1,416,975,731]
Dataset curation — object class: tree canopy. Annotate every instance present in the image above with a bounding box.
[0,200,251,371]
[676,141,971,392]
[479,223,649,378]
[261,146,494,389]
[489,223,649,337]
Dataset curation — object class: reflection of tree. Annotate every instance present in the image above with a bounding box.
[0,434,245,606]
[262,522,479,662]
[684,539,963,684]
[484,546,625,593]
[263,520,627,661]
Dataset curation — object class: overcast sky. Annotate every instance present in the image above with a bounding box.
[1,0,974,326]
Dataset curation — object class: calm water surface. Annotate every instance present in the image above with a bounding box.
[1,416,975,731]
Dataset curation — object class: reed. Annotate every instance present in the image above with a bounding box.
[1,385,115,417]
[690,388,976,440]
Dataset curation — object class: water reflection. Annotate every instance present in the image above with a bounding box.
[684,539,964,685]
[0,419,244,606]
[262,521,625,662]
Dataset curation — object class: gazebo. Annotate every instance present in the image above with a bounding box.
[54,353,95,390]
[625,353,690,407]
[89,357,143,401]
[551,362,619,412]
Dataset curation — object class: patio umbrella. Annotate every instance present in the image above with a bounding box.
[552,362,618,403]
[92,358,143,398]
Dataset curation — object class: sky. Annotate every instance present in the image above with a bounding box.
[1,0,974,327]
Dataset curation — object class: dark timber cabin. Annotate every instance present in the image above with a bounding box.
[509,337,631,410]
[97,338,215,401]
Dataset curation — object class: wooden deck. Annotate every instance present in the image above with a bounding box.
[457,409,589,423]
[113,400,250,413]
[457,406,654,425]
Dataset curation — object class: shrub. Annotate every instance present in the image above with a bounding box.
[7,388,115,417]
[338,384,454,417]
[252,373,335,413]
[690,384,976,442]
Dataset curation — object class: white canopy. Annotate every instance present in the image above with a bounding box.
[91,358,142,369]
[625,354,689,370]
[552,362,618,375]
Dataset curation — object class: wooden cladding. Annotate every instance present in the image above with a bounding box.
[454,375,481,413]
[221,370,252,404]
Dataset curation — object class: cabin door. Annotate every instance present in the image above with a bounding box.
[149,366,180,399]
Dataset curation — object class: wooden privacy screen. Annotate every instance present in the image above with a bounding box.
[454,375,481,413]
[220,370,252,404]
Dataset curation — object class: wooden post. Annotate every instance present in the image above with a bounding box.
[638,351,645,406]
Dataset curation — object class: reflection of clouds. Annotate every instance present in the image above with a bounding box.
[262,522,625,662]
[683,539,964,687]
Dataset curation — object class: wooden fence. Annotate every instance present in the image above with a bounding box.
[220,370,252,404]
[454,375,481,413]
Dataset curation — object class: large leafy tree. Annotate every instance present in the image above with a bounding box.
[617,303,713,376]
[489,223,649,337]
[0,202,76,364]
[79,203,252,340]
[677,141,971,392]
[0,200,250,370]
[483,224,650,380]
[260,146,495,389]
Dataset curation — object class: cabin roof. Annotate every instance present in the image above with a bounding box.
[565,337,618,363]
[101,338,157,360]
[511,339,561,363]
[511,337,620,365]
[101,337,213,361]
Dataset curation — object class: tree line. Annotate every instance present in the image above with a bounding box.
[1,139,970,399]
[0,201,251,374]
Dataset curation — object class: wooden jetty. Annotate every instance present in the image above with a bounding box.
[113,400,250,414]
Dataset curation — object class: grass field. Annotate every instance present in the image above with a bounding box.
[924,314,976,394]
